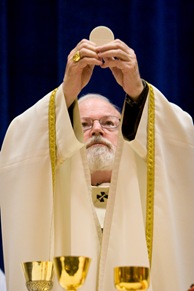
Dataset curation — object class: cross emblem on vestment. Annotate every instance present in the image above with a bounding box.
[97,191,108,202]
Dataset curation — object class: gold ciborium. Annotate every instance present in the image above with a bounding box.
[114,266,150,291]
[54,256,91,291]
[22,261,54,291]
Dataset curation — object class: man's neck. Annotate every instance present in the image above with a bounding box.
[91,170,112,186]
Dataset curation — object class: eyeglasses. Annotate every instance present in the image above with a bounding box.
[81,116,120,132]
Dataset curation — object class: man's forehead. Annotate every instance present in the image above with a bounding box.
[79,98,120,117]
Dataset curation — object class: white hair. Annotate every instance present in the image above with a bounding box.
[78,93,121,113]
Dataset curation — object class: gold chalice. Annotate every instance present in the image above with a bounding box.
[114,266,150,291]
[54,256,91,291]
[22,261,54,291]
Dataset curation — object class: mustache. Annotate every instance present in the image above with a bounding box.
[86,136,113,150]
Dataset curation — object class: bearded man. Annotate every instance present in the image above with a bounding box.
[0,38,194,291]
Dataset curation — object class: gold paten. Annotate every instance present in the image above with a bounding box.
[22,261,54,291]
[114,266,150,291]
[54,256,91,291]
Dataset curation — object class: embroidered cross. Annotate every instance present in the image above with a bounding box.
[97,191,108,202]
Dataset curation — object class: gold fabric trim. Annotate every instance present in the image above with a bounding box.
[49,88,57,191]
[146,84,155,266]
[48,88,57,259]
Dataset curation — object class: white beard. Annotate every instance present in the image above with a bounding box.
[86,137,116,174]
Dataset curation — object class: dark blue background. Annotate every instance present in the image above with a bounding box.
[0,0,194,272]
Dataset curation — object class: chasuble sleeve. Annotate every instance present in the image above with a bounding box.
[0,84,84,166]
[128,84,194,159]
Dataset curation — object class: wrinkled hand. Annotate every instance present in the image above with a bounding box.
[97,39,144,99]
[63,39,102,107]
[63,38,144,107]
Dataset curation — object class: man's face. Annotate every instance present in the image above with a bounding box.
[78,97,121,173]
[79,97,121,145]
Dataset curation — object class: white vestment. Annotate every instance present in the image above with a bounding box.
[0,269,6,291]
[0,84,194,291]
